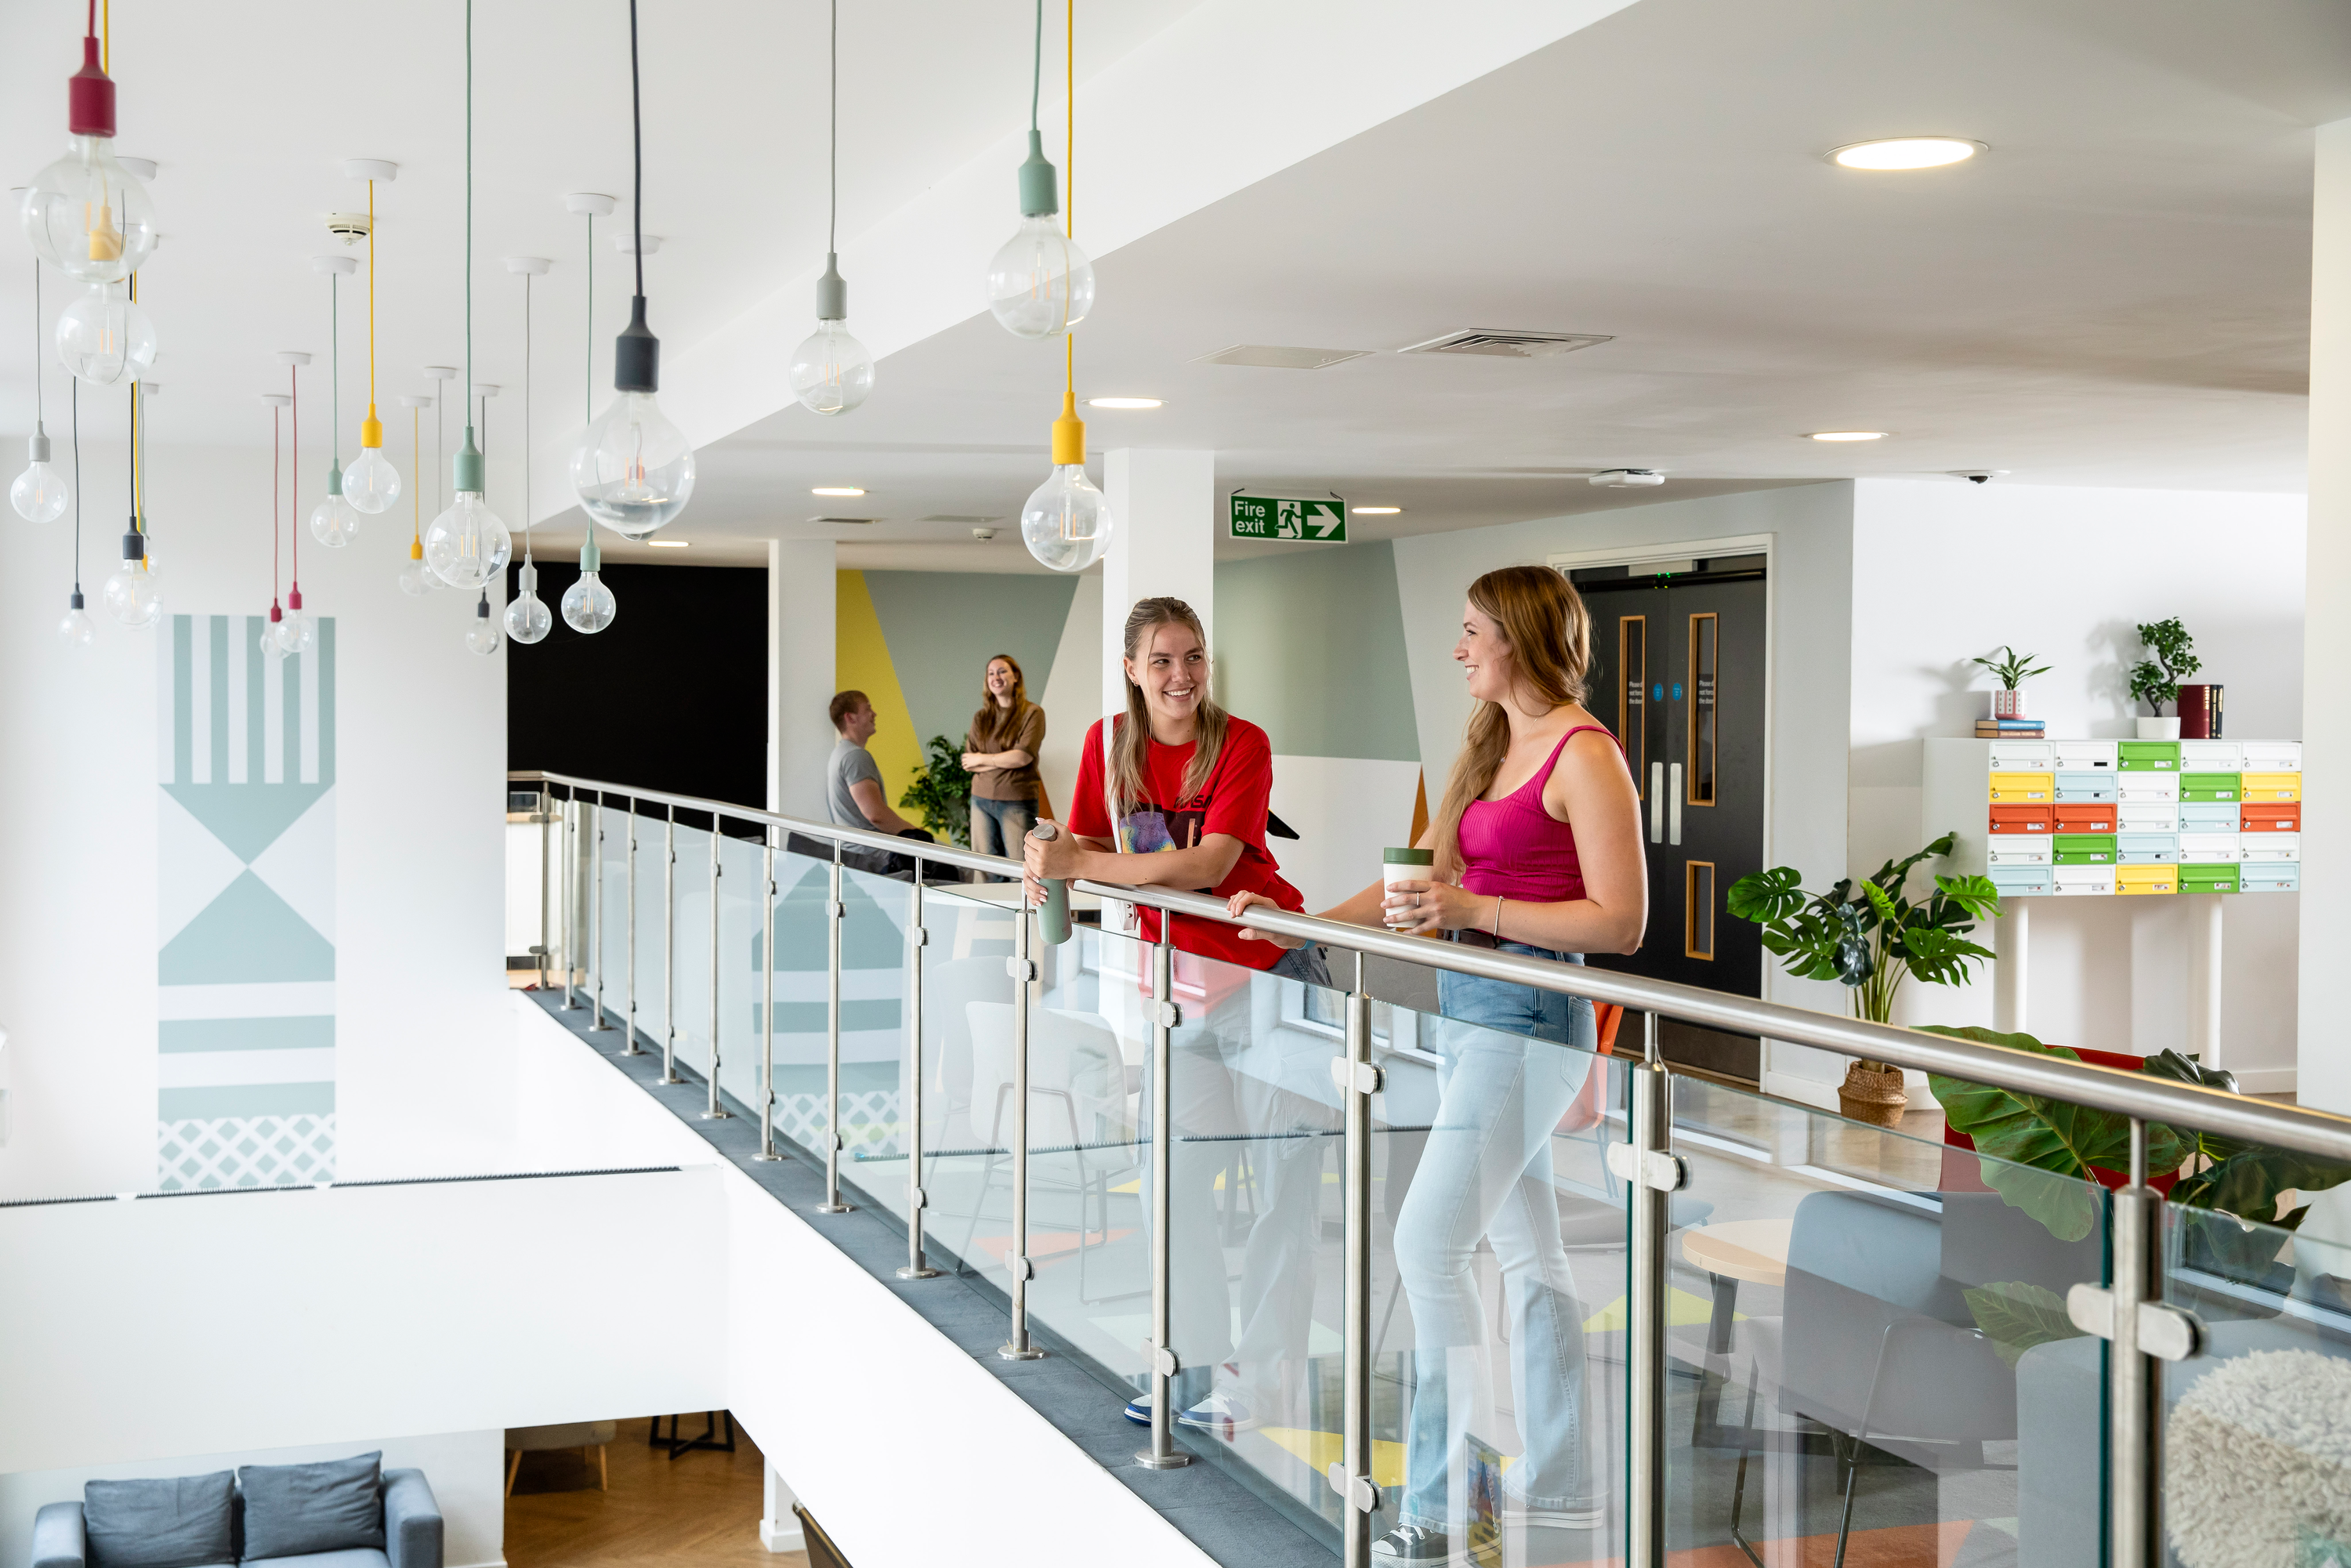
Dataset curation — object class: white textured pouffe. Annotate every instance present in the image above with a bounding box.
[2167,1349,2351,1568]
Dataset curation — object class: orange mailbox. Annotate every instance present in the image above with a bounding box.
[1989,805,2054,835]
[2053,803,2117,834]
[2241,802,2302,833]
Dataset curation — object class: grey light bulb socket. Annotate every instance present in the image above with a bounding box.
[1017,130,1060,217]
[614,296,661,393]
[120,529,145,563]
[326,462,344,498]
[816,253,848,323]
[68,590,85,610]
[518,561,538,594]
[453,429,485,494]
[579,532,602,573]
[27,428,50,463]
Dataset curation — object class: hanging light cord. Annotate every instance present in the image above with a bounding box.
[30,261,42,434]
[522,271,533,560]
[272,403,281,606]
[1063,0,1075,403]
[629,0,644,301]
[829,0,839,255]
[584,209,593,428]
[70,379,82,598]
[329,271,340,468]
[129,273,143,540]
[289,363,300,592]
[1030,0,1041,135]
[366,179,377,421]
[411,403,421,545]
[464,0,474,437]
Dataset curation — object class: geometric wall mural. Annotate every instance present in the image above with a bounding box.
[155,615,336,1189]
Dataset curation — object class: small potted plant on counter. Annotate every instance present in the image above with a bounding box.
[1972,645,2050,720]
[2128,617,2200,741]
[1726,835,2001,1127]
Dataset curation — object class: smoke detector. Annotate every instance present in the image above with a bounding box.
[971,527,997,541]
[1947,469,2009,485]
[326,212,371,245]
[1589,469,1664,488]
[1401,328,1614,359]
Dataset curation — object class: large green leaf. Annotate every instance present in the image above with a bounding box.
[1962,1281,2087,1370]
[1726,866,1806,924]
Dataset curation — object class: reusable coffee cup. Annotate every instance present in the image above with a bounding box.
[1030,821,1073,945]
[1383,847,1435,929]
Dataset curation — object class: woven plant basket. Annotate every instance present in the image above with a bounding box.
[1838,1061,1908,1127]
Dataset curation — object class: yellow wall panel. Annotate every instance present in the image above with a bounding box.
[833,571,926,824]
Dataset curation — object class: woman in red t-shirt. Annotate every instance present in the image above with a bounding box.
[1023,596,1330,1439]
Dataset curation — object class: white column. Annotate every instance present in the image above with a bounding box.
[769,538,837,822]
[2190,896,2225,1071]
[2302,120,2351,1111]
[758,1461,806,1552]
[1994,904,2028,1036]
[1100,449,1217,719]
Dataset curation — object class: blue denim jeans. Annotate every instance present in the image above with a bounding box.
[1396,945,1597,1526]
[969,795,1035,879]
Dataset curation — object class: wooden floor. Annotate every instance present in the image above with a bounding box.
[505,1416,803,1568]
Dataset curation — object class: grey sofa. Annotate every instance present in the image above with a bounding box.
[31,1458,440,1568]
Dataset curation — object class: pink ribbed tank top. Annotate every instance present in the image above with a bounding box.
[1456,725,1619,903]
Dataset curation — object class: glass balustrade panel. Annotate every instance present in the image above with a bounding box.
[910,878,1029,1267]
[714,828,769,1115]
[668,821,712,1083]
[594,799,629,1024]
[631,810,672,1056]
[760,844,840,1162]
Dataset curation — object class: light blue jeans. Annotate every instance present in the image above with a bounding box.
[1396,944,1597,1527]
[968,796,1035,880]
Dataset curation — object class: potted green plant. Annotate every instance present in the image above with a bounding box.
[1972,645,2050,721]
[899,735,973,847]
[2128,617,2200,741]
[1726,835,2000,1126]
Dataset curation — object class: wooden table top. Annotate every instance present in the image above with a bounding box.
[1680,1218,1795,1287]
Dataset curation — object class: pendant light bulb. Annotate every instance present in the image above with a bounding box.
[466,590,502,656]
[56,281,156,386]
[1020,390,1111,572]
[424,429,511,588]
[13,429,69,523]
[58,590,94,646]
[100,528,162,626]
[790,257,872,416]
[309,465,360,548]
[397,535,433,597]
[572,306,695,538]
[276,590,317,657]
[560,532,618,634]
[344,437,400,514]
[505,559,552,643]
[20,28,157,285]
[988,203,1094,341]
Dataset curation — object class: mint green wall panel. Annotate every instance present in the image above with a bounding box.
[862,571,1079,748]
[1214,542,1420,761]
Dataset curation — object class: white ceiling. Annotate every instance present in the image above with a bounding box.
[5,0,2349,574]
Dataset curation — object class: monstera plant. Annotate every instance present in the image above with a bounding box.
[1726,834,2000,1124]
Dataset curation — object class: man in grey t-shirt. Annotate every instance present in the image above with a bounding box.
[827,690,922,835]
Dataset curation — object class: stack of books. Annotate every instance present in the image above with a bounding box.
[1976,715,2046,739]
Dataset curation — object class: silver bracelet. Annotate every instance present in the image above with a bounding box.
[1491,895,1505,938]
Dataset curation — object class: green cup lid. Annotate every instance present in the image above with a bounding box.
[1384,847,1434,866]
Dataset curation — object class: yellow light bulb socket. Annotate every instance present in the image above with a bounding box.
[409,537,423,561]
[1051,390,1086,467]
[360,404,383,450]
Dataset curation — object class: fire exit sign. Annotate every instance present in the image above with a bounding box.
[1229,495,1347,542]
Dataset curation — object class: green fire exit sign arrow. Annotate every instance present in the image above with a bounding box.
[1230,495,1347,543]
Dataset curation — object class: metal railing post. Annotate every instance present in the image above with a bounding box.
[753,831,782,1160]
[535,784,551,992]
[2108,1120,2164,1568]
[619,802,645,1055]
[897,860,941,1277]
[658,806,684,1086]
[998,902,1045,1360]
[817,843,853,1212]
[589,795,612,1030]
[1627,1011,1674,1568]
[560,795,581,1009]
[702,818,731,1119]
[1136,932,1190,1467]
[1330,950,1376,1558]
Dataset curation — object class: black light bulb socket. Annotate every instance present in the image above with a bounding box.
[120,528,144,563]
[69,590,85,610]
[476,593,492,619]
[614,295,661,393]
[1017,130,1060,219]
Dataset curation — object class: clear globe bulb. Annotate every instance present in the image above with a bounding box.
[101,555,162,627]
[276,608,316,657]
[58,603,94,646]
[397,548,434,597]
[342,446,402,515]
[259,617,282,657]
[571,391,696,538]
[20,134,158,284]
[465,596,502,657]
[423,491,512,590]
[56,281,158,388]
[986,213,1095,340]
[1020,463,1113,572]
[12,453,69,523]
[560,570,618,634]
[310,484,360,549]
[789,319,875,415]
[506,563,553,644]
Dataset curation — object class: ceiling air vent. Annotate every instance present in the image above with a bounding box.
[1400,328,1614,359]
[809,516,881,526]
[1194,344,1371,371]
[919,514,999,524]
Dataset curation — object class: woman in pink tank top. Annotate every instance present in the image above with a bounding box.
[1232,565,1645,1562]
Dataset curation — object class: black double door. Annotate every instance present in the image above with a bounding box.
[1574,563,1768,1084]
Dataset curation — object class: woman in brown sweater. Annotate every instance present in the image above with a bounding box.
[962,654,1047,864]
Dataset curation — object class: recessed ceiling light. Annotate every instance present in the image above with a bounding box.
[1354,505,1403,515]
[647,539,689,548]
[1828,137,1983,171]
[1087,397,1162,410]
[1806,430,1888,441]
[812,486,866,497]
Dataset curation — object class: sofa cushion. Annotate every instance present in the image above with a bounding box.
[245,1550,390,1568]
[237,1454,383,1563]
[85,1473,237,1568]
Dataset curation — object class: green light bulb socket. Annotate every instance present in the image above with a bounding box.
[454,428,485,495]
[1017,129,1060,218]
[816,253,848,323]
[326,462,344,498]
[580,532,601,573]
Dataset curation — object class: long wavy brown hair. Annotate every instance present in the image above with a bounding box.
[1109,597,1230,827]
[1431,565,1593,877]
[969,654,1031,751]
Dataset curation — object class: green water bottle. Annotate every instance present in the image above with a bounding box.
[1030,820,1073,945]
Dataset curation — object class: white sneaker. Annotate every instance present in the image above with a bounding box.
[1176,1386,1262,1436]
[1504,1498,1606,1530]
[1370,1524,1448,1565]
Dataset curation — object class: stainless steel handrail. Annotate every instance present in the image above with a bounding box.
[509,770,2351,1164]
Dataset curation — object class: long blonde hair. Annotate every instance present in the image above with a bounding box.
[1431,566,1593,876]
[1110,596,1229,822]
[969,654,1030,750]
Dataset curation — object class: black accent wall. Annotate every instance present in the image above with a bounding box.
[506,560,770,809]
